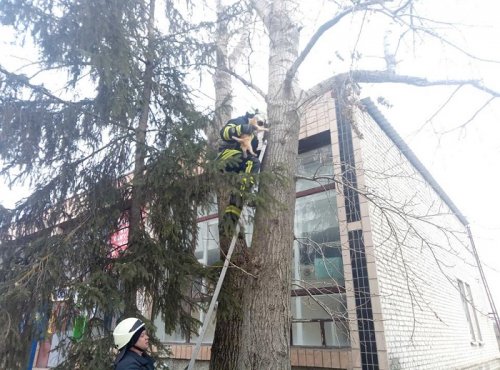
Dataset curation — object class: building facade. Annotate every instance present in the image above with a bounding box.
[158,92,499,370]
[33,92,500,369]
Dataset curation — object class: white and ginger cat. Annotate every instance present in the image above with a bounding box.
[234,116,269,158]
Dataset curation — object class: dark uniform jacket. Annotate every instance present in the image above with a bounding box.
[115,350,155,370]
[219,115,259,154]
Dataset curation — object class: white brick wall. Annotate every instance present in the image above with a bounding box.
[354,105,499,370]
[300,93,335,139]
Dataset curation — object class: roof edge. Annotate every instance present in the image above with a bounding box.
[360,97,468,226]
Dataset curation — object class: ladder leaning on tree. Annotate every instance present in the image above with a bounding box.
[186,140,268,370]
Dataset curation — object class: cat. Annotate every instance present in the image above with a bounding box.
[233,134,256,158]
[234,117,269,158]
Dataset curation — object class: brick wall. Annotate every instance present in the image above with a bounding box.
[354,102,499,369]
[167,344,351,369]
[300,93,334,140]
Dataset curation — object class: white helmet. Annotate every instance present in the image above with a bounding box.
[246,109,267,127]
[113,317,145,350]
[253,112,267,125]
[246,108,260,116]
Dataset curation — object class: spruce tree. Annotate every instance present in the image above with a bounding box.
[0,1,215,369]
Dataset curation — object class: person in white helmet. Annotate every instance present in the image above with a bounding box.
[113,317,155,370]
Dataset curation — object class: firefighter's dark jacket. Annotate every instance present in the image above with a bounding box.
[115,350,155,370]
[219,115,259,154]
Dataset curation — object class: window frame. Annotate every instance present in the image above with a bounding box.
[458,279,483,344]
[290,132,348,348]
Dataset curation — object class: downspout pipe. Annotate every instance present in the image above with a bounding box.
[466,224,500,334]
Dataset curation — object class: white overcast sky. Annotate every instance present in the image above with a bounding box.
[1,0,499,313]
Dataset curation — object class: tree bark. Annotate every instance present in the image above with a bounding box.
[210,0,233,149]
[236,2,300,369]
[210,236,250,370]
[209,2,248,368]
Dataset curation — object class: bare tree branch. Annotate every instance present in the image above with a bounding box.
[228,12,254,68]
[285,0,387,86]
[416,26,500,65]
[300,70,500,108]
[420,85,463,131]
[441,96,496,134]
[392,0,413,16]
[373,7,500,65]
[0,65,88,106]
[247,0,270,26]
[212,64,268,99]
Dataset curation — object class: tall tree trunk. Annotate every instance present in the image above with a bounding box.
[237,2,300,369]
[209,237,249,370]
[210,0,233,149]
[126,0,156,317]
[209,2,247,369]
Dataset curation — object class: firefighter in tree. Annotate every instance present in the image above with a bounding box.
[217,110,268,233]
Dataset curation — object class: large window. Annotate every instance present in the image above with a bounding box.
[458,279,483,343]
[291,294,348,347]
[293,192,342,287]
[291,144,348,347]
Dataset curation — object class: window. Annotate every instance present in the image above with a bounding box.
[291,294,349,347]
[296,144,336,193]
[194,219,220,266]
[458,279,483,343]
[291,144,348,347]
[293,192,342,287]
[154,217,220,344]
[190,304,216,344]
